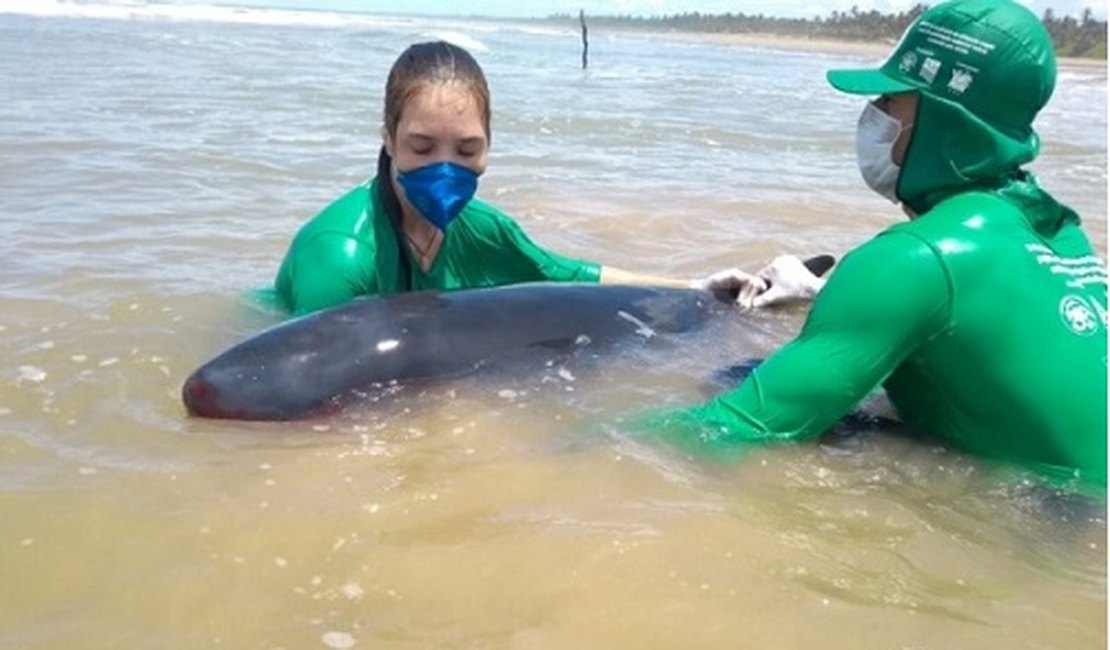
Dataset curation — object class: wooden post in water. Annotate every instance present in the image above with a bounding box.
[580,9,588,69]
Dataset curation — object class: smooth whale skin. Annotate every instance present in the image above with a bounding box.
[182,282,730,421]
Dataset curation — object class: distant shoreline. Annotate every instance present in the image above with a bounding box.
[619,28,891,58]
[604,26,1108,68]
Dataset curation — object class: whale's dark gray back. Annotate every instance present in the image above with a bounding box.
[182,283,729,420]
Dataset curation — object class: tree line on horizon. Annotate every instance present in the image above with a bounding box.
[542,4,1106,59]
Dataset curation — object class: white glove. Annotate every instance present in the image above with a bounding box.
[739,255,827,309]
[690,268,768,301]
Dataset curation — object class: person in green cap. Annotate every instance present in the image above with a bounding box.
[275,41,820,315]
[651,0,1107,485]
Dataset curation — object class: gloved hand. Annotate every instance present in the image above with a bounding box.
[738,255,827,309]
[690,268,768,300]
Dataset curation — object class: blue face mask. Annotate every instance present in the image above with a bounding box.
[397,161,479,232]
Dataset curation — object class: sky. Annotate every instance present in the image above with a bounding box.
[222,0,1106,20]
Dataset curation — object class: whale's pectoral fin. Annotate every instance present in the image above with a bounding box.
[802,254,837,278]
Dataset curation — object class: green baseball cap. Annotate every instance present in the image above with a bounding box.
[827,0,1056,138]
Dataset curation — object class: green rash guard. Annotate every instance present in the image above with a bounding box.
[274,178,601,314]
[663,177,1108,483]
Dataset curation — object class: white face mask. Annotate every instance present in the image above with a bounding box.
[855,101,906,204]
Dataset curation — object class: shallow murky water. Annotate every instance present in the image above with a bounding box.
[0,3,1105,649]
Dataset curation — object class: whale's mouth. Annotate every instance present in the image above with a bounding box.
[182,373,258,420]
[182,371,342,422]
[182,374,230,419]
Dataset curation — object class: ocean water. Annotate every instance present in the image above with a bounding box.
[0,2,1106,649]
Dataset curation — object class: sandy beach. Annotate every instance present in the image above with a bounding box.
[610,27,1107,68]
[627,29,893,57]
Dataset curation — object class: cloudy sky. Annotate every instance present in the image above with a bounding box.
[232,0,1105,19]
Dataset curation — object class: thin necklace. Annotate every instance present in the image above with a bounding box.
[406,226,439,260]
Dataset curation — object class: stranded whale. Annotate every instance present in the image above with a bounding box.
[183,256,835,421]
[184,283,722,420]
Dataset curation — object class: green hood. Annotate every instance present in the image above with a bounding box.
[995,169,1081,237]
[897,90,1040,214]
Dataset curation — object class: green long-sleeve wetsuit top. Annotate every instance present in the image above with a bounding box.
[275,178,601,314]
[666,176,1107,483]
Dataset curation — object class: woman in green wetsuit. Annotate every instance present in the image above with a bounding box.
[654,0,1108,485]
[275,41,813,315]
